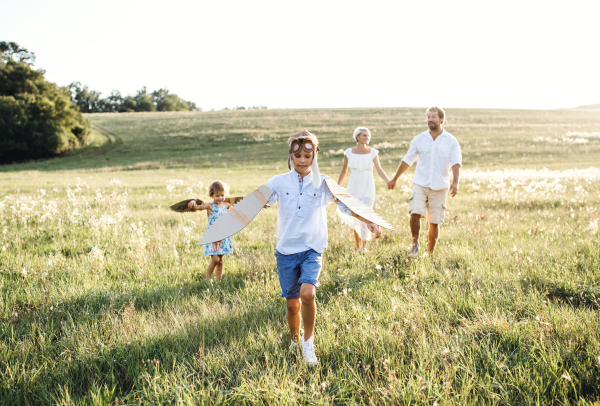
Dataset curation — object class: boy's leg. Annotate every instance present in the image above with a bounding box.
[286,298,301,342]
[300,284,317,340]
[215,255,224,279]
[276,251,302,341]
[206,255,220,278]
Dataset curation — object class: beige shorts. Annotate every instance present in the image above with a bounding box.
[408,184,448,224]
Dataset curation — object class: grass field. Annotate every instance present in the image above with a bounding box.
[1,107,599,405]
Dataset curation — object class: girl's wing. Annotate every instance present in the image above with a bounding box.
[197,185,273,245]
[170,199,204,213]
[324,178,395,230]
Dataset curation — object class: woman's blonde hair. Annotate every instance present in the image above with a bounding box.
[208,181,230,197]
[353,127,371,141]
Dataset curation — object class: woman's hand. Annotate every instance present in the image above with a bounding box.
[367,222,382,239]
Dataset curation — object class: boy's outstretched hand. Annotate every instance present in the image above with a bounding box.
[367,222,382,239]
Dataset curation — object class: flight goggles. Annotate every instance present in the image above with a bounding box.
[289,138,320,154]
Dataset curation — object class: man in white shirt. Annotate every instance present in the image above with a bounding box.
[387,107,462,256]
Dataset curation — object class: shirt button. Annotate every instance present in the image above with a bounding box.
[298,206,301,209]
[300,193,302,195]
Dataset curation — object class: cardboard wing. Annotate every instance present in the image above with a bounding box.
[170,197,244,213]
[324,178,395,230]
[197,185,273,246]
[170,199,204,213]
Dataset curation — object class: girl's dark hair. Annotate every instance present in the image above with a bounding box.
[208,181,229,197]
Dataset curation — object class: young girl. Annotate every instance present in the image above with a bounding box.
[337,127,390,254]
[188,181,233,279]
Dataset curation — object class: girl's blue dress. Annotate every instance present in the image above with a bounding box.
[204,203,234,256]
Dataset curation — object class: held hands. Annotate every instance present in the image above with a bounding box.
[387,180,397,190]
[367,222,382,239]
[187,200,197,209]
[450,182,459,197]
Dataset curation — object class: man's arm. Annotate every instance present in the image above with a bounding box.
[388,138,418,190]
[449,164,460,197]
[387,161,410,190]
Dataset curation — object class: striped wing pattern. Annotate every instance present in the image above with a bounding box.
[325,179,395,230]
[197,185,273,246]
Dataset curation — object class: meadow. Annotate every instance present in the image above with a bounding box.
[1,107,599,405]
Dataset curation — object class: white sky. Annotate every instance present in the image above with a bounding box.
[1,0,599,111]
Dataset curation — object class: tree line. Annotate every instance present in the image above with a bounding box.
[67,83,199,113]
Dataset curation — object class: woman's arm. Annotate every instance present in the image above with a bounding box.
[337,155,349,185]
[373,155,390,183]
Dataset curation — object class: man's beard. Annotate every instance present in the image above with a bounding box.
[428,122,439,131]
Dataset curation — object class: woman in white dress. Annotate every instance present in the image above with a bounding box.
[337,127,391,253]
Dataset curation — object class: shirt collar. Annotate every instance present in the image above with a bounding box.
[290,168,313,181]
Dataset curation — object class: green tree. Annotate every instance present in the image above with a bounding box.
[133,87,155,112]
[67,82,104,113]
[0,42,91,163]
[152,88,194,112]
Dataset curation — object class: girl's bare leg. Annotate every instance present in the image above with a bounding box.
[286,298,301,342]
[206,255,220,278]
[215,255,224,280]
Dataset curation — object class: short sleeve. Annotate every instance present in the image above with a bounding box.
[371,148,379,159]
[344,148,352,157]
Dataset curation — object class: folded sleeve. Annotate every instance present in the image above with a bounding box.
[450,138,462,167]
[401,138,419,166]
[265,177,279,206]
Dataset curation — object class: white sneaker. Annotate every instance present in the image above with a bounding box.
[302,336,319,366]
[408,244,419,258]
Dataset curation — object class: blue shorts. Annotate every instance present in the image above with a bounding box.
[275,249,322,299]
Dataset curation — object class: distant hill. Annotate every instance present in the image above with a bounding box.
[571,103,600,110]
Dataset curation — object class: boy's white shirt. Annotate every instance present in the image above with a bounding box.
[266,169,336,255]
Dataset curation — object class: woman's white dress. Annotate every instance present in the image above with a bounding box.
[337,148,379,241]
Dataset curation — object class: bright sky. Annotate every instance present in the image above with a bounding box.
[1,0,598,111]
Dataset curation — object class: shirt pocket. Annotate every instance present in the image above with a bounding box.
[281,190,298,207]
[437,144,451,159]
[304,190,323,209]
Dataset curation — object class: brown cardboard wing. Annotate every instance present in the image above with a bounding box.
[225,196,244,205]
[170,199,204,213]
[197,185,273,246]
[325,178,395,230]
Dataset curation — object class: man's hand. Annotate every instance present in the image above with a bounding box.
[450,182,459,197]
[367,222,382,239]
[212,240,222,251]
[387,180,397,190]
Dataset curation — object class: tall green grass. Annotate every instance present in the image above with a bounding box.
[1,108,599,404]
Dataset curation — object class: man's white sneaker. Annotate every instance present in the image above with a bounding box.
[408,244,419,258]
[302,336,318,366]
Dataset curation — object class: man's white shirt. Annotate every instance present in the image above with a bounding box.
[401,129,462,191]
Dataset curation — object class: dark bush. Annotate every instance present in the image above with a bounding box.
[0,42,91,164]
